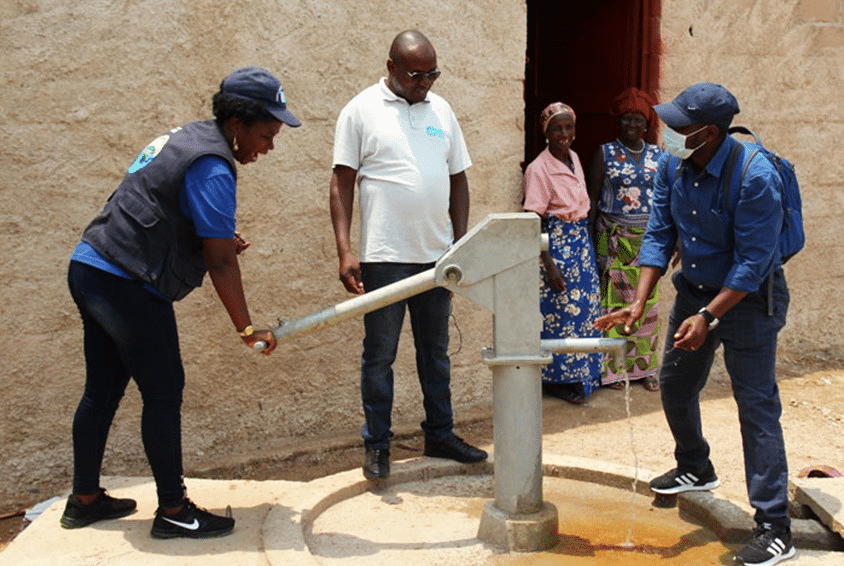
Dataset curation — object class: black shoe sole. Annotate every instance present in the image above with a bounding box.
[362,467,390,480]
[150,528,235,539]
[423,449,487,464]
[650,478,720,494]
[150,523,235,539]
[60,508,137,529]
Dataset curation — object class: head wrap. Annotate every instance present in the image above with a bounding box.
[611,88,659,142]
[540,102,575,135]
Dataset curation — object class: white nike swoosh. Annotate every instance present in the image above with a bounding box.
[162,516,200,530]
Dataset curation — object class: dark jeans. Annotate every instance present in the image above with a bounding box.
[67,261,186,508]
[360,262,454,449]
[660,269,790,526]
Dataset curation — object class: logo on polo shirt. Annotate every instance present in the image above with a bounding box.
[426,126,447,139]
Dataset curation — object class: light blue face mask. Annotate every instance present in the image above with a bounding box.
[663,125,708,159]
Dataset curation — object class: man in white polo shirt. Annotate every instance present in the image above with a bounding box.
[330,29,487,480]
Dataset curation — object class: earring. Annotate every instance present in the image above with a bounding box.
[232,136,239,152]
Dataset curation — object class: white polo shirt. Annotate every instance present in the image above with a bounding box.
[333,78,472,263]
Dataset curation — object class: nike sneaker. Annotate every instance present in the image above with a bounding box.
[60,488,137,528]
[150,498,235,539]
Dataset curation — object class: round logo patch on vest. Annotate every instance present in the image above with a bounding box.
[128,134,170,173]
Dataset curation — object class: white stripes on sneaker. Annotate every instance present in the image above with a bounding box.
[675,472,700,487]
[651,468,720,494]
[767,536,787,556]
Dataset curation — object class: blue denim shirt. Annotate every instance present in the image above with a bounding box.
[639,135,783,293]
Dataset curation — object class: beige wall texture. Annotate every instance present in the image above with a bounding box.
[0,0,840,507]
[0,1,526,505]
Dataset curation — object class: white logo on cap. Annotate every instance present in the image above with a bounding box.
[686,105,698,111]
[277,87,286,105]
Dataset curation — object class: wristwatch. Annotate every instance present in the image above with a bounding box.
[697,308,719,331]
[239,325,255,338]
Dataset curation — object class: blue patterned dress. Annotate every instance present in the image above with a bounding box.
[540,216,603,394]
[524,147,603,397]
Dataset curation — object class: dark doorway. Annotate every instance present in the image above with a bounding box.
[524,0,661,170]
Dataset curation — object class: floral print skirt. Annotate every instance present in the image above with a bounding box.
[540,216,602,395]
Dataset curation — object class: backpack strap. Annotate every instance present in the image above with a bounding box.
[722,139,761,214]
[666,154,682,186]
[727,125,760,144]
[725,128,774,315]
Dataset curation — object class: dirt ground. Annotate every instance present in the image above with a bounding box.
[1,351,841,554]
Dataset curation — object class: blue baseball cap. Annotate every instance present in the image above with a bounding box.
[221,66,301,127]
[653,82,739,131]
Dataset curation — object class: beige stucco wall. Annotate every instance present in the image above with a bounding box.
[0,1,526,504]
[0,0,841,505]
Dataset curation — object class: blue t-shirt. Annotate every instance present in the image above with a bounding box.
[72,155,236,294]
[180,155,237,238]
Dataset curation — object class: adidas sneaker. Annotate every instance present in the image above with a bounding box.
[734,522,796,566]
[649,464,720,494]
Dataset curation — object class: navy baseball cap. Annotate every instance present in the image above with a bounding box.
[221,66,301,127]
[653,82,739,131]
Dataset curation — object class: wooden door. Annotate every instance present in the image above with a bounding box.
[524,0,661,169]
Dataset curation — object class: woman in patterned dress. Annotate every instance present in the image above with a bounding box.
[587,88,663,392]
[524,102,603,404]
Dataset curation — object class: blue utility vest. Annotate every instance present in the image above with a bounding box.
[82,120,236,301]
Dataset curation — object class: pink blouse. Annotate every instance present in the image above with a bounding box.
[523,147,590,221]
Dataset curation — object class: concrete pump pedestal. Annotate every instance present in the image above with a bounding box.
[477,500,559,552]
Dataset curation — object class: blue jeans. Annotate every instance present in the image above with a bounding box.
[68,261,187,508]
[360,263,454,449]
[660,269,790,526]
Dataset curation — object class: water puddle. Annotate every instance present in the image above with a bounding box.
[487,478,732,565]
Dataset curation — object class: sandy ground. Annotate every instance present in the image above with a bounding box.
[1,353,842,553]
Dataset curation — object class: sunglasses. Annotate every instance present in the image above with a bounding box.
[391,60,441,82]
[404,68,441,81]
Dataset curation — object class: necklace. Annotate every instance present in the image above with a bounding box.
[618,138,645,154]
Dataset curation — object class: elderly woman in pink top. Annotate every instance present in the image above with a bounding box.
[523,102,602,404]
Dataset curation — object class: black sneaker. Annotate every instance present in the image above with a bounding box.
[734,522,796,566]
[649,464,720,494]
[150,499,235,539]
[363,447,390,480]
[60,488,137,528]
[424,434,488,463]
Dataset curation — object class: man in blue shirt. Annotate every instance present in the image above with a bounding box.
[595,83,794,566]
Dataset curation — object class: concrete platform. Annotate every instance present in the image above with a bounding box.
[792,477,844,538]
[1,454,842,565]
